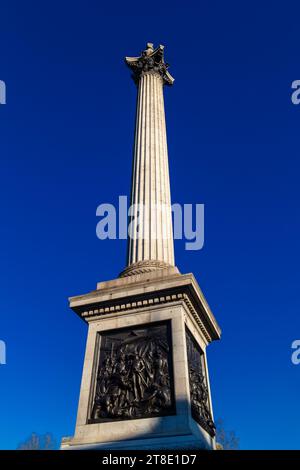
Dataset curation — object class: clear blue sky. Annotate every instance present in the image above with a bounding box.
[0,0,299,450]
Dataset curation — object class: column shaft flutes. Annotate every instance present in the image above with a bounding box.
[121,43,175,277]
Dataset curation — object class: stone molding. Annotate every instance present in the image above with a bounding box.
[119,260,174,277]
[80,293,211,342]
[70,275,221,343]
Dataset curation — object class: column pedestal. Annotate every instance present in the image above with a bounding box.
[61,270,220,450]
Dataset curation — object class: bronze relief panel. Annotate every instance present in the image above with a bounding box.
[90,321,175,422]
[186,328,216,437]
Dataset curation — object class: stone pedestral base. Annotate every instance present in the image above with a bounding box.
[61,427,214,450]
[61,269,220,450]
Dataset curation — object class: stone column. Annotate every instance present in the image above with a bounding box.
[121,44,175,277]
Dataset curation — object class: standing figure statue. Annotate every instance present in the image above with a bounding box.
[131,350,147,402]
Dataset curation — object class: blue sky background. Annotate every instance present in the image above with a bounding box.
[1,0,300,450]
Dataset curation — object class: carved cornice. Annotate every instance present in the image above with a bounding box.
[125,43,174,86]
[70,272,221,343]
[72,286,220,343]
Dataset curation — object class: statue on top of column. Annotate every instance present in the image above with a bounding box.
[125,42,175,86]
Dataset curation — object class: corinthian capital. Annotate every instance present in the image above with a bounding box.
[125,43,174,86]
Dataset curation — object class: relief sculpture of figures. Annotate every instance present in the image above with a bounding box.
[90,323,174,421]
[186,329,216,437]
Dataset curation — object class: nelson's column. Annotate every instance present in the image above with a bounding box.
[61,43,221,450]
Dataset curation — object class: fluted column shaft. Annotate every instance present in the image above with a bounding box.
[126,71,174,271]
